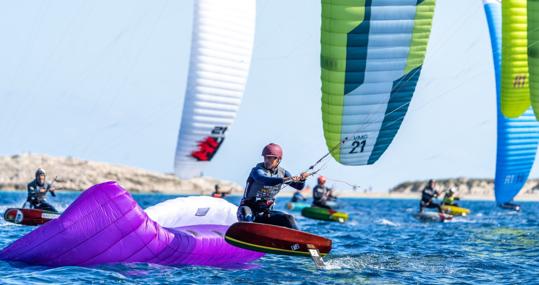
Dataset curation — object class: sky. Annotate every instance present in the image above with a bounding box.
[0,0,537,192]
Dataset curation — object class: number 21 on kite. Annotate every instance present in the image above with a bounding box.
[349,140,366,154]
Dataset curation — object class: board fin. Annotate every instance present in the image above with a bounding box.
[307,244,326,269]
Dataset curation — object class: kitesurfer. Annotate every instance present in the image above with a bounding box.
[211,184,231,198]
[312,176,333,209]
[26,168,58,212]
[290,188,307,203]
[419,179,442,213]
[237,143,307,229]
[441,187,460,207]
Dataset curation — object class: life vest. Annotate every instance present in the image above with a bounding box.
[242,163,286,203]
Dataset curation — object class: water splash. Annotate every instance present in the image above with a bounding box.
[376,219,400,227]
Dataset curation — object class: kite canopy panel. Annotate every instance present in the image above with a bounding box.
[320,0,436,165]
[0,181,263,267]
[500,0,531,118]
[483,0,539,205]
[145,195,239,228]
[529,0,539,119]
[174,0,256,178]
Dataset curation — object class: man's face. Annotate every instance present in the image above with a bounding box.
[38,174,46,184]
[263,156,280,170]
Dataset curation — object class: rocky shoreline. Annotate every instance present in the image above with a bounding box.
[2,154,539,201]
[389,177,539,195]
[386,177,539,201]
[0,154,243,195]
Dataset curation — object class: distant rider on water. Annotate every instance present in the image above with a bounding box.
[237,143,307,229]
[27,168,58,212]
[419,179,442,213]
[441,187,460,207]
[290,188,307,203]
[312,176,333,209]
[211,184,231,198]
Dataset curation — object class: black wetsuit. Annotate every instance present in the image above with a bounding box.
[312,184,332,209]
[419,186,441,213]
[27,179,57,212]
[238,163,305,229]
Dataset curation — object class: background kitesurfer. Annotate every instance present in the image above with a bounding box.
[290,188,307,203]
[237,143,307,229]
[442,187,460,206]
[211,184,231,198]
[419,179,442,213]
[312,176,333,209]
[26,168,58,212]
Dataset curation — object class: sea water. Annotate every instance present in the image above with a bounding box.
[0,191,537,284]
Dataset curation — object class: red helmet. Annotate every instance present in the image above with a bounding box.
[261,143,283,159]
[318,176,326,184]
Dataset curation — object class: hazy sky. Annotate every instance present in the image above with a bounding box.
[0,0,536,192]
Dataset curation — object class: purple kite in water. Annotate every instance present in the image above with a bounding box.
[0,181,263,267]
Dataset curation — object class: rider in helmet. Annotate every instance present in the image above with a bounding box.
[26,168,58,212]
[312,176,333,209]
[237,143,308,229]
[419,179,442,213]
[441,187,460,207]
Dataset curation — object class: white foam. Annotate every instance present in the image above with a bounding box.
[377,219,400,227]
[323,257,365,270]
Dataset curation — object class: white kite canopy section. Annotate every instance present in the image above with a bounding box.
[145,196,238,228]
[174,0,256,178]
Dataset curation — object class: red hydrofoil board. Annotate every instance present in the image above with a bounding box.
[225,222,332,257]
[3,208,60,226]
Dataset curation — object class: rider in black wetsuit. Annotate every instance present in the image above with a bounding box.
[237,143,307,229]
[419,179,442,213]
[26,168,58,212]
[291,189,307,203]
[312,176,332,209]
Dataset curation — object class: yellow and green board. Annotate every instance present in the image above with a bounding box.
[301,207,349,223]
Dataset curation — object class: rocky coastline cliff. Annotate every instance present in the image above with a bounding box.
[389,177,539,196]
[3,154,538,199]
[0,154,243,194]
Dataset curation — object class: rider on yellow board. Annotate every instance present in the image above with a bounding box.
[441,187,460,207]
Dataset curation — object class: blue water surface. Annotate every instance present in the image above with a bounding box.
[0,190,537,284]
